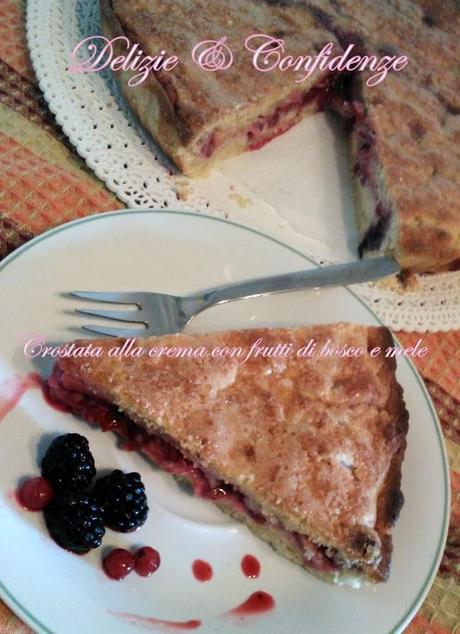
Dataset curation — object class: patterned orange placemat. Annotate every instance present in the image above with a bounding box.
[0,1,458,632]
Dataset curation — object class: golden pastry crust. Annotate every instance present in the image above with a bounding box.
[53,323,408,581]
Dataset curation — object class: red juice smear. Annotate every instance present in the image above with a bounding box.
[0,373,42,422]
[111,612,201,631]
[241,555,261,579]
[192,559,213,583]
[223,591,275,619]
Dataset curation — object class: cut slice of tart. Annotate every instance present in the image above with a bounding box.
[46,324,408,586]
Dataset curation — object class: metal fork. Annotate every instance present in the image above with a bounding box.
[69,256,399,337]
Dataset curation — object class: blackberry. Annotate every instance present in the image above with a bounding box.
[94,470,148,532]
[41,433,96,492]
[44,492,105,553]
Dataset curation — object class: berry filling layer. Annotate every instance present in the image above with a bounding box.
[46,365,348,576]
[198,79,334,159]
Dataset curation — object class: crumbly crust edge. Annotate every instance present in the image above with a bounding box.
[367,327,409,581]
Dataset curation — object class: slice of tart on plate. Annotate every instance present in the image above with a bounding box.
[46,323,409,587]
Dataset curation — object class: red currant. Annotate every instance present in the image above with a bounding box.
[103,548,135,580]
[18,477,54,511]
[134,546,161,577]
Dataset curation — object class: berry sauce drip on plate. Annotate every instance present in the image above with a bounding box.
[0,373,42,422]
[111,613,202,630]
[192,559,213,582]
[241,554,261,579]
[223,591,275,618]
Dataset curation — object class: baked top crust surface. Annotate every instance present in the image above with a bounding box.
[53,323,408,578]
[107,0,335,139]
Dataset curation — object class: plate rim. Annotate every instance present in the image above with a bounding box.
[0,208,451,634]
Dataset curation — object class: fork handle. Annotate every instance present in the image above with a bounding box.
[195,257,399,308]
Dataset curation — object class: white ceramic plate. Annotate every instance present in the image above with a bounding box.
[0,210,449,634]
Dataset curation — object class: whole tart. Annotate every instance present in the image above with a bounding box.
[101,0,460,273]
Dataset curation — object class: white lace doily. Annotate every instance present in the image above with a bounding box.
[26,0,460,332]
